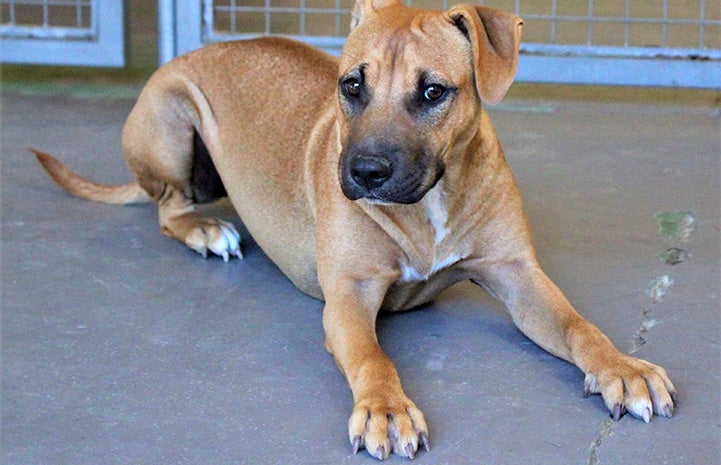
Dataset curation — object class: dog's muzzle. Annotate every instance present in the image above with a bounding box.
[339,141,444,204]
[349,155,393,192]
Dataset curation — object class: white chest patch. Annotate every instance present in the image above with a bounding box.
[400,252,462,283]
[431,252,462,273]
[422,181,448,245]
[399,181,463,283]
[400,263,426,282]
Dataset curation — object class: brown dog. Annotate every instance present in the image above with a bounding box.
[34,0,676,460]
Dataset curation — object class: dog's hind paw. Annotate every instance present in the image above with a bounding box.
[183,218,243,262]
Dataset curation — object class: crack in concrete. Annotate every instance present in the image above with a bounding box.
[586,418,615,465]
[585,211,696,464]
[629,309,661,355]
[645,275,675,304]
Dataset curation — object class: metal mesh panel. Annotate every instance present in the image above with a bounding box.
[0,0,94,39]
[203,0,720,59]
[0,0,124,66]
[208,0,354,38]
[513,0,719,50]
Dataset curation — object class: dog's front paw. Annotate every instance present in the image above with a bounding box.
[183,218,242,262]
[583,354,676,423]
[348,396,430,460]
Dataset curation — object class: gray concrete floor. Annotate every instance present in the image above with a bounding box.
[2,88,720,465]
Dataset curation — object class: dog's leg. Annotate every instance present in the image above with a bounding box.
[321,277,430,460]
[121,86,242,262]
[474,256,676,422]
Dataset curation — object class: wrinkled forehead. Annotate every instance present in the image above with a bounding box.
[339,7,471,78]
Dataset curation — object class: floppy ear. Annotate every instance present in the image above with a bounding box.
[351,0,403,30]
[446,5,523,105]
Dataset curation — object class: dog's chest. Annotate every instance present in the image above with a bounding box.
[398,182,466,283]
[399,252,463,282]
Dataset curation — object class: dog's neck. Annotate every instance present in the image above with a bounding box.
[421,180,448,246]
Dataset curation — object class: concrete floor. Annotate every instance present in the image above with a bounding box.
[2,88,719,465]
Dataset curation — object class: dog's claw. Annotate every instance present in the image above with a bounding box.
[642,406,652,424]
[583,374,593,398]
[404,442,416,459]
[372,444,388,461]
[611,403,623,421]
[351,435,362,455]
[419,431,430,452]
[661,402,674,418]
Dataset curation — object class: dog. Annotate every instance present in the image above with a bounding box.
[33,0,676,460]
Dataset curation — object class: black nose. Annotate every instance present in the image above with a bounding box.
[350,156,392,191]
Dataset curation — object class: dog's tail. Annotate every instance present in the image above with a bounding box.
[31,149,153,205]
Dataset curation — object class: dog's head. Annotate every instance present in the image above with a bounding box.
[337,0,522,204]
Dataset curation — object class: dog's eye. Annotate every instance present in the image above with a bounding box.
[343,78,362,97]
[423,84,446,102]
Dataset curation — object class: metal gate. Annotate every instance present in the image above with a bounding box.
[169,0,720,89]
[0,0,125,67]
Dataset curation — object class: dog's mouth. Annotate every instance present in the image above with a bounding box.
[339,146,445,204]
